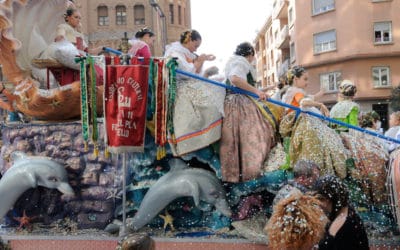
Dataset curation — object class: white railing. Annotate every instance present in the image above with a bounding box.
[275,25,289,49]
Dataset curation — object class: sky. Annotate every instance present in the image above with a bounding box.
[191,0,274,72]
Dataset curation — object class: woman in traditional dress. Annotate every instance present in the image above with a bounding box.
[341,113,389,205]
[54,4,101,55]
[35,4,102,87]
[164,30,225,156]
[54,6,87,52]
[330,79,360,132]
[219,42,283,183]
[128,27,155,58]
[282,66,329,116]
[279,66,348,178]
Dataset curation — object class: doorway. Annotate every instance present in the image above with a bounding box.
[372,103,388,131]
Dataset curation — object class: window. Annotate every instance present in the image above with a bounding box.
[169,4,174,24]
[288,7,293,25]
[116,5,126,25]
[320,71,342,92]
[183,7,187,26]
[314,30,336,54]
[134,5,145,25]
[312,0,335,15]
[372,66,390,87]
[97,6,109,26]
[374,22,392,43]
[178,5,182,25]
[290,42,296,62]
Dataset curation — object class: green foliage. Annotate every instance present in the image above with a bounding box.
[390,85,400,111]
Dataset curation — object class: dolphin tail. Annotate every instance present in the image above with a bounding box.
[129,191,181,231]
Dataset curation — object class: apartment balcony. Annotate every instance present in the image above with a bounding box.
[277,58,290,77]
[272,0,288,20]
[275,25,290,49]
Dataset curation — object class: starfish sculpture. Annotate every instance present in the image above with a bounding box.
[13,210,36,231]
[49,99,61,108]
[106,188,122,202]
[159,210,175,232]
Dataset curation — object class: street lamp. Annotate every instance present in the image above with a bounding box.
[149,0,167,54]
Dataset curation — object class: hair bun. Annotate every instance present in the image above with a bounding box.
[234,42,254,57]
[339,79,357,96]
[135,27,154,38]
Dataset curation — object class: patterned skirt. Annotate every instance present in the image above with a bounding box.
[220,94,278,183]
[169,79,225,156]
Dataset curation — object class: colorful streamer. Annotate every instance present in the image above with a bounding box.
[166,58,178,144]
[78,56,90,151]
[88,56,99,157]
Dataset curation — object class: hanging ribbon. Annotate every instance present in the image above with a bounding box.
[166,58,178,145]
[103,56,111,158]
[88,56,99,157]
[77,56,90,151]
[151,58,167,160]
[147,58,155,120]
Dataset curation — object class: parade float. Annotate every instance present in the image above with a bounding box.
[0,1,399,249]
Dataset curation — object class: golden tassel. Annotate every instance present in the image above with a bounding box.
[93,143,99,158]
[104,147,110,158]
[156,146,166,160]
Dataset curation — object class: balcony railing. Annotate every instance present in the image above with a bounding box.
[275,25,290,49]
[272,0,288,19]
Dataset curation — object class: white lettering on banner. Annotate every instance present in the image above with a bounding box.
[108,73,145,139]
[110,111,137,138]
[117,77,125,84]
[117,129,129,137]
[108,84,117,100]
[110,124,130,137]
[115,76,144,101]
[127,77,143,101]
[125,120,137,129]
[118,87,132,108]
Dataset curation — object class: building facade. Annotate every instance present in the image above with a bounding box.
[75,0,191,56]
[255,0,400,128]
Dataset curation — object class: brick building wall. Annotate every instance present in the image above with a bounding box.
[74,0,191,56]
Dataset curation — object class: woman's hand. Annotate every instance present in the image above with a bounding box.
[256,89,269,101]
[197,54,216,62]
[205,54,216,61]
[319,103,330,117]
[313,89,325,100]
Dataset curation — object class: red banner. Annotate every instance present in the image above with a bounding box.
[105,64,149,153]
